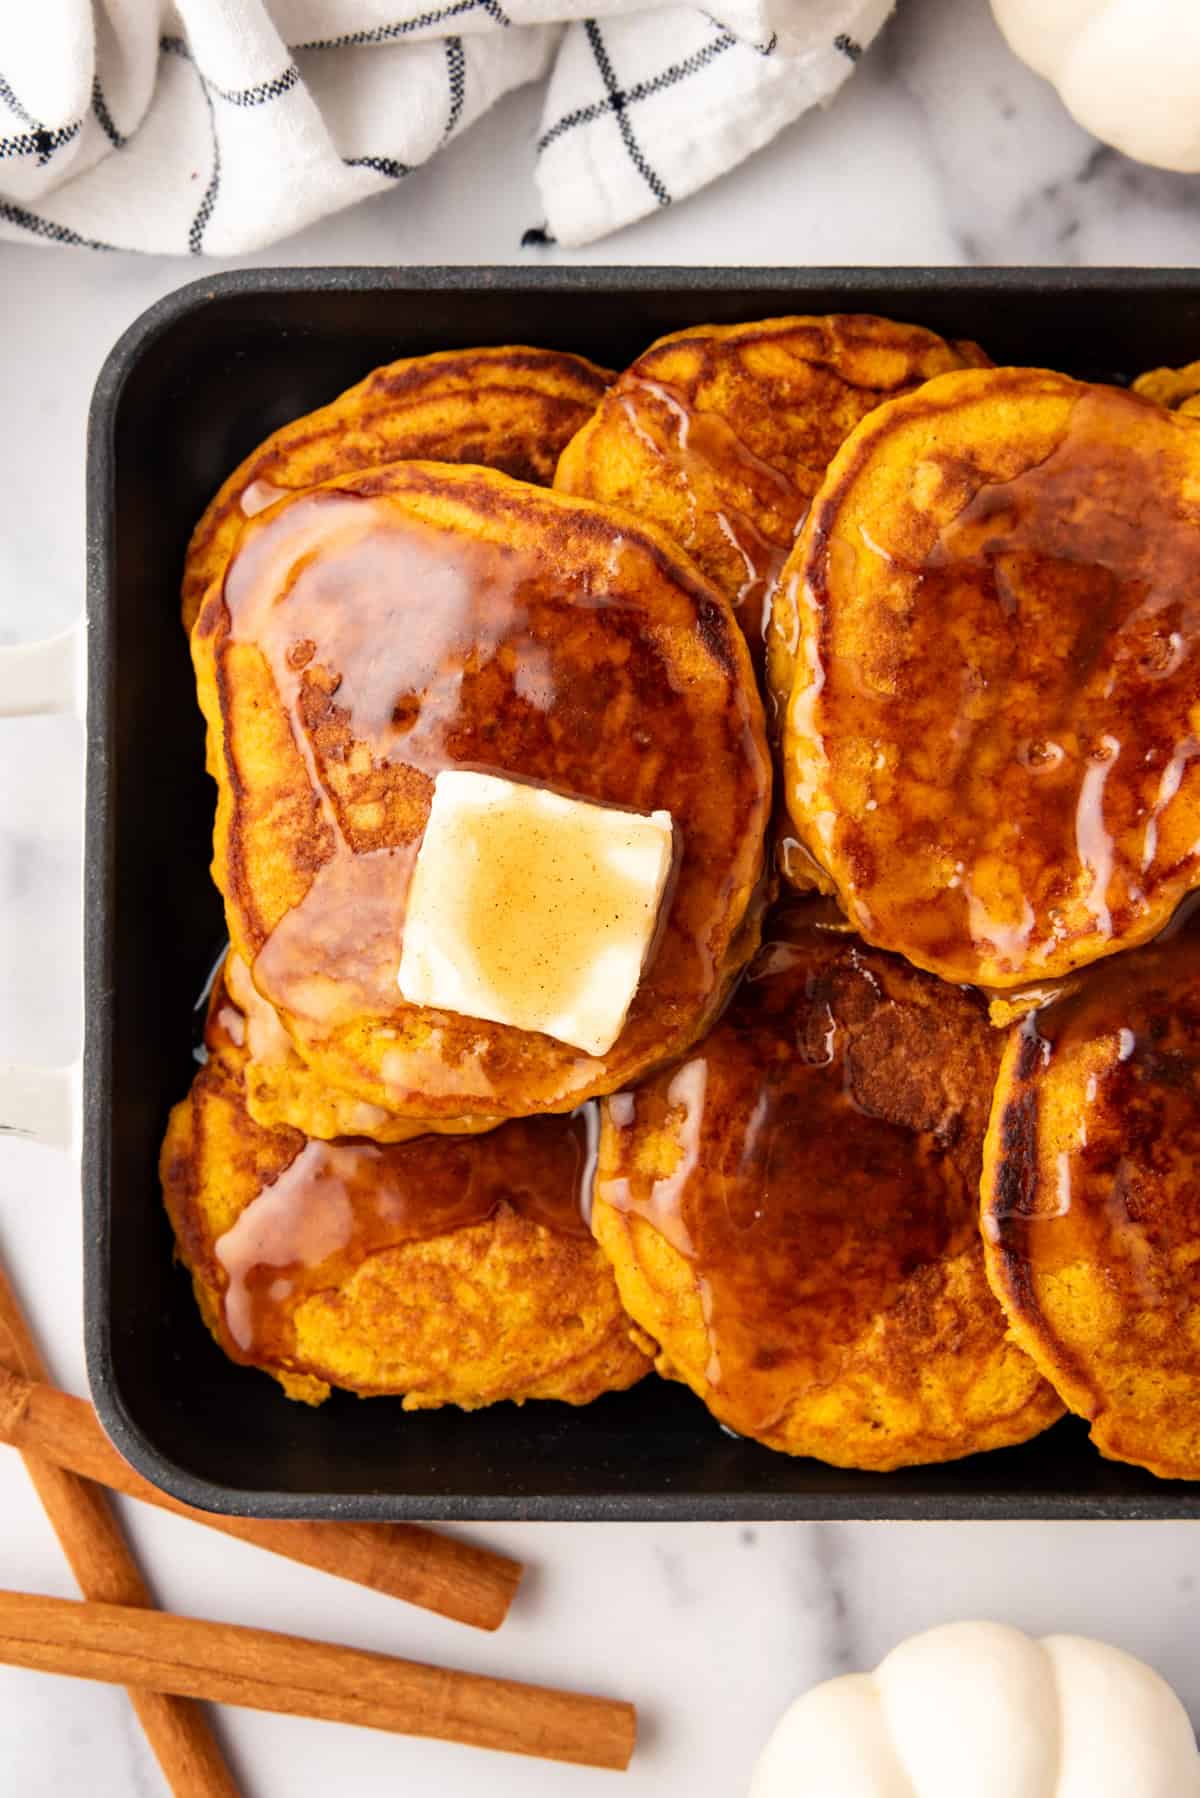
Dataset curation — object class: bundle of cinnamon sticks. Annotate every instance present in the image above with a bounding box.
[0,1252,636,1791]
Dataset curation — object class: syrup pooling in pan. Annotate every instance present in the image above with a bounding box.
[217,1106,597,1358]
[782,372,1200,989]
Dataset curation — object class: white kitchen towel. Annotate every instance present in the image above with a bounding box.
[0,0,892,254]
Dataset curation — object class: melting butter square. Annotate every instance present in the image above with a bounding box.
[398,771,674,1057]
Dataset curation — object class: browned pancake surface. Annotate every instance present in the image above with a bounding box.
[193,460,770,1121]
[591,903,1062,1469]
[556,313,987,669]
[182,345,613,630]
[1133,359,1200,417]
[778,367,1200,988]
[162,1002,650,1408]
[217,949,498,1142]
[983,919,1200,1479]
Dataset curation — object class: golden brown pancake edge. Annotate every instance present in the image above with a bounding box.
[182,343,615,630]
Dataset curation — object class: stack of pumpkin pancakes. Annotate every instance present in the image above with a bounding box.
[163,323,1200,1479]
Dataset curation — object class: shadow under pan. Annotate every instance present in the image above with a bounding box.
[85,265,1200,1519]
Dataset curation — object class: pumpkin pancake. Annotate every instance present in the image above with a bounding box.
[554,314,987,671]
[181,344,614,631]
[982,918,1200,1480]
[1133,359,1200,418]
[192,460,770,1124]
[591,903,1062,1470]
[216,950,498,1143]
[776,367,1200,990]
[162,999,651,1409]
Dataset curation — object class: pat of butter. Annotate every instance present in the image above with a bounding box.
[398,771,674,1057]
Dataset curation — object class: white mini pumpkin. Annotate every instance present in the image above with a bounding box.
[750,1622,1200,1798]
[992,0,1200,172]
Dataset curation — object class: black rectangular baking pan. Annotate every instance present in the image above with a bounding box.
[84,265,1200,1521]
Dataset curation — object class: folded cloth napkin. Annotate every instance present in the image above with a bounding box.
[0,0,892,253]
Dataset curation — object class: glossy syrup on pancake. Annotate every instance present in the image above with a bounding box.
[162,979,650,1411]
[785,374,1200,988]
[557,315,990,687]
[981,909,1200,1475]
[615,377,802,656]
[224,490,519,1037]
[215,1106,597,1360]
[986,913,1200,1289]
[596,909,995,1439]
[922,389,1200,965]
[224,489,698,1042]
[208,949,488,1142]
[182,345,614,630]
[202,466,770,1120]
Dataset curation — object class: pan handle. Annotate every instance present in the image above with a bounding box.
[0,622,84,1153]
[0,623,84,719]
[0,1063,80,1155]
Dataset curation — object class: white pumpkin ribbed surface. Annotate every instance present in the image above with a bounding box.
[992,0,1200,172]
[1043,1635,1200,1798]
[749,1622,1200,1798]
[873,1624,1059,1797]
[750,1675,918,1798]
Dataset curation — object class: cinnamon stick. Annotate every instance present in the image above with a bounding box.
[0,1365,520,1632]
[0,1259,238,1796]
[0,1590,637,1770]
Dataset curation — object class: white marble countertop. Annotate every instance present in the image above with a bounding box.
[2,0,1200,1790]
